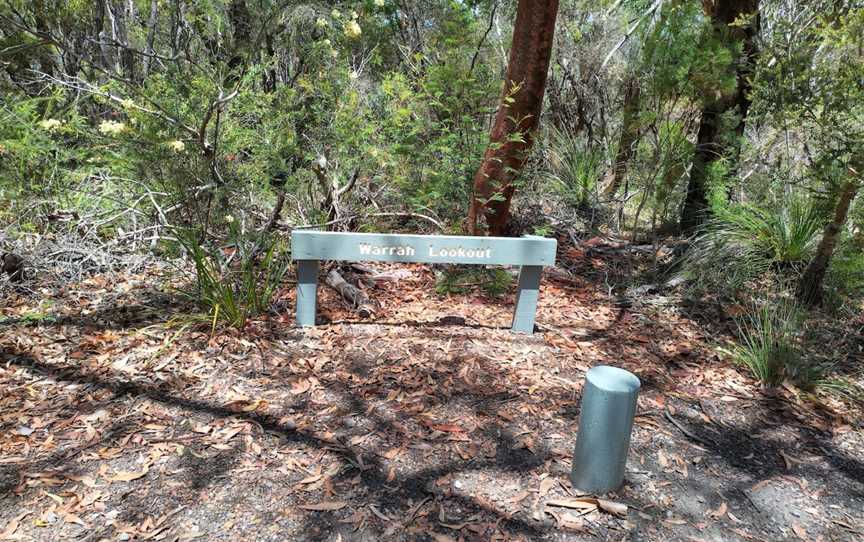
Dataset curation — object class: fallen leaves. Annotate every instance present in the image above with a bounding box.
[546,509,586,532]
[1,256,860,542]
[706,501,727,520]
[780,450,806,470]
[791,522,808,541]
[750,479,772,493]
[429,423,466,433]
[0,512,29,540]
[109,463,150,482]
[225,398,267,413]
[290,378,312,395]
[539,476,557,497]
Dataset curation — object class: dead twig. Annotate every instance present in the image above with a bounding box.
[664,407,715,448]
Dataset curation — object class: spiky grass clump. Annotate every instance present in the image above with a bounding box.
[727,300,826,389]
[178,230,289,330]
[543,128,604,209]
[681,199,823,294]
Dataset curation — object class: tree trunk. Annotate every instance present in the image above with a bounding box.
[142,0,159,79]
[796,175,860,307]
[604,76,641,197]
[228,0,253,74]
[120,0,136,79]
[467,0,560,236]
[680,0,759,233]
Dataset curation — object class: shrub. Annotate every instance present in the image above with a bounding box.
[823,239,864,315]
[177,228,289,330]
[681,198,823,294]
[543,129,604,209]
[725,300,826,389]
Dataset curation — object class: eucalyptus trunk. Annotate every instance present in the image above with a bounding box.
[467,0,560,236]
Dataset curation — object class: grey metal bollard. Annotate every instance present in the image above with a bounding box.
[571,365,641,494]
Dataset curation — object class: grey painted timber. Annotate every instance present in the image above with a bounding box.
[570,366,641,493]
[291,230,557,333]
[292,230,556,266]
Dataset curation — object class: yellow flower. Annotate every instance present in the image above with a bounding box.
[38,119,63,133]
[375,0,385,6]
[120,98,135,110]
[169,140,185,152]
[331,9,341,18]
[350,10,359,19]
[98,120,127,135]
[343,20,362,39]
[316,17,328,28]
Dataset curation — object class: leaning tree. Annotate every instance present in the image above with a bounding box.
[467,0,560,236]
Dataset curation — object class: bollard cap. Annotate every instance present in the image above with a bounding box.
[586,365,641,393]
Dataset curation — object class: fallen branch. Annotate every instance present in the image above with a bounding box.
[600,0,662,70]
[325,269,375,318]
[288,210,445,232]
[664,408,715,448]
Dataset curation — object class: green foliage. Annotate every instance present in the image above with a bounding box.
[681,198,823,294]
[641,0,737,102]
[177,229,289,330]
[726,300,825,390]
[436,267,512,297]
[372,60,495,219]
[543,129,603,209]
[723,200,822,265]
[823,238,864,315]
[0,93,86,190]
[628,119,694,228]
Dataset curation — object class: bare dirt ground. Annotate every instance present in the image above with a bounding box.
[1,244,863,541]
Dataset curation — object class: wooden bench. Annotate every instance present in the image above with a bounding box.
[290,230,557,333]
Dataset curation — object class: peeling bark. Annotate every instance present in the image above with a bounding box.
[468,0,560,236]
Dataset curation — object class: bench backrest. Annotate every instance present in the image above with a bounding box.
[290,230,557,333]
[291,230,557,266]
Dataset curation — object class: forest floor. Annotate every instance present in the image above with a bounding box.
[1,239,863,542]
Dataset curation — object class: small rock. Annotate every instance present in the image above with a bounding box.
[341,416,357,428]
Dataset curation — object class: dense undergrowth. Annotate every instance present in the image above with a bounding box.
[1,1,862,401]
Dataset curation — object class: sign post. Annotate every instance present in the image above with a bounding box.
[290,231,557,333]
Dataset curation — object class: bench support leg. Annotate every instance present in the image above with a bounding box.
[512,265,542,334]
[296,260,319,327]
